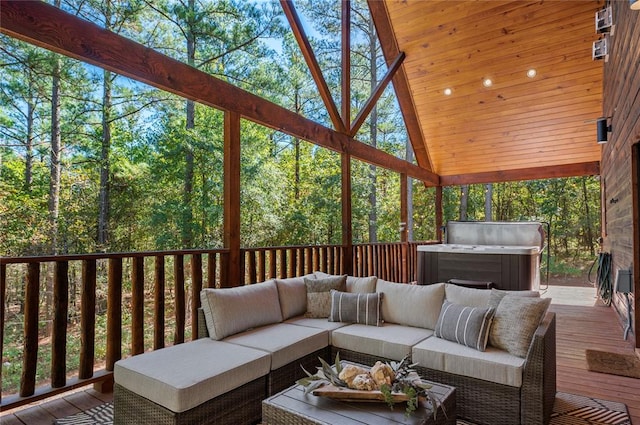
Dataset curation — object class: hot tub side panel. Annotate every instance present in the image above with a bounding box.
[418,251,540,291]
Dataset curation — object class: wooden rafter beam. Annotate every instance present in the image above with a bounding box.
[0,0,439,185]
[349,51,405,137]
[368,0,433,172]
[439,162,601,186]
[280,0,346,134]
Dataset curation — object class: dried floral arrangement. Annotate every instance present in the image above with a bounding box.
[296,353,444,418]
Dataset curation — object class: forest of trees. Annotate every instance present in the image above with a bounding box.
[1,0,600,262]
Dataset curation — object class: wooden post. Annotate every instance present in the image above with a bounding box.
[131,257,144,355]
[79,259,96,379]
[224,111,241,287]
[51,261,68,388]
[342,153,353,275]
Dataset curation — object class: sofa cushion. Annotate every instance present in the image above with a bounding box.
[328,290,383,326]
[275,274,316,320]
[444,284,492,307]
[313,272,377,293]
[487,288,540,309]
[284,316,350,345]
[434,300,495,351]
[412,336,526,387]
[489,295,551,357]
[223,323,328,370]
[114,339,270,413]
[331,323,433,361]
[376,280,445,329]
[304,275,347,318]
[200,280,283,340]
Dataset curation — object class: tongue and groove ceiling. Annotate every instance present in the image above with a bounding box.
[376,0,603,184]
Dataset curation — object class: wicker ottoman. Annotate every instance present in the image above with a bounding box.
[114,338,271,425]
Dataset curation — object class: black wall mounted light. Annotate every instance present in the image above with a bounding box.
[596,117,612,144]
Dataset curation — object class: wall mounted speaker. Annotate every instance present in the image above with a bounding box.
[597,117,610,144]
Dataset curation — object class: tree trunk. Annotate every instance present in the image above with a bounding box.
[294,89,301,200]
[49,52,61,254]
[484,183,493,221]
[98,1,112,247]
[24,83,34,192]
[98,68,112,247]
[182,0,196,249]
[459,185,469,221]
[367,18,378,243]
[582,177,595,256]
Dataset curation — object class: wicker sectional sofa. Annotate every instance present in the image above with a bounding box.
[113,272,556,425]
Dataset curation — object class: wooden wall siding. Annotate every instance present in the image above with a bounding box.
[385,1,603,179]
[601,2,640,350]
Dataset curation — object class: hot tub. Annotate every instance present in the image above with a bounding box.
[417,221,545,291]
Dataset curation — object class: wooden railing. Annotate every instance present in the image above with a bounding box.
[0,241,434,409]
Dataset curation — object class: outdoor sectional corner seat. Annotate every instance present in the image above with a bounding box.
[113,272,556,425]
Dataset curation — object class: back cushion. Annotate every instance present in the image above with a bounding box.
[275,275,315,320]
[346,276,378,293]
[200,280,283,340]
[376,280,445,329]
[444,284,492,307]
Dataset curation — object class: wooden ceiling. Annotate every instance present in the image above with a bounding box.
[379,0,604,184]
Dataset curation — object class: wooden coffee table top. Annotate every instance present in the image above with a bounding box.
[262,378,456,425]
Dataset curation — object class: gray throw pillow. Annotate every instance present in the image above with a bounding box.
[489,295,551,357]
[304,275,347,318]
[328,290,383,326]
[434,300,495,351]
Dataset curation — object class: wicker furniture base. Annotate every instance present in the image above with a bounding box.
[262,378,455,425]
[114,376,266,425]
[268,347,330,395]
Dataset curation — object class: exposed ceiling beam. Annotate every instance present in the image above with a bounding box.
[280,0,346,134]
[0,0,439,185]
[349,51,405,137]
[440,161,600,186]
[368,0,433,172]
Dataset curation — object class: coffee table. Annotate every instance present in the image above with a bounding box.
[262,374,455,425]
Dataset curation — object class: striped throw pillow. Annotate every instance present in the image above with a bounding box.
[434,300,495,351]
[328,290,383,326]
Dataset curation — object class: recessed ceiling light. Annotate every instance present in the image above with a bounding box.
[527,69,537,78]
[444,88,452,96]
[483,78,493,87]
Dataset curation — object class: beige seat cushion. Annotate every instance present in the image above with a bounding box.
[200,280,283,340]
[331,323,433,361]
[284,316,350,345]
[114,339,270,413]
[412,336,525,387]
[223,323,328,370]
[376,280,445,329]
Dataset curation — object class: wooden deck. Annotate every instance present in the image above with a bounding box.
[1,279,638,424]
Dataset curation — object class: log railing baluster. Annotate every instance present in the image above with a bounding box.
[207,253,217,288]
[107,258,122,370]
[269,249,276,279]
[288,248,295,278]
[79,259,96,379]
[154,255,165,350]
[248,251,257,284]
[20,263,40,396]
[278,249,286,279]
[131,257,144,355]
[258,250,266,282]
[174,254,185,344]
[191,254,202,339]
[51,261,69,388]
